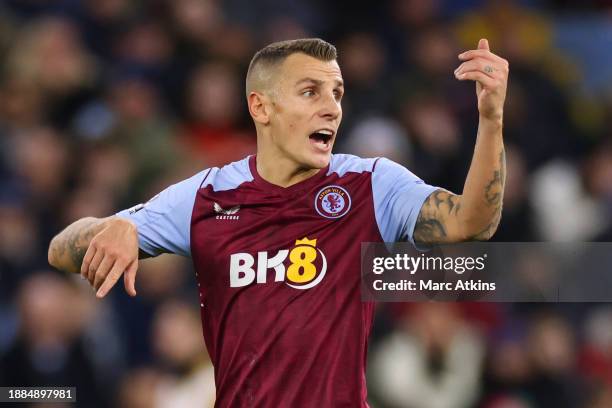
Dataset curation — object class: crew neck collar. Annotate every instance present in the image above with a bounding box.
[248,155,331,195]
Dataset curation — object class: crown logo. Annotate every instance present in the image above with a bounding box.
[295,237,317,247]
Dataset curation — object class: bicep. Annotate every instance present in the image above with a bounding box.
[372,157,439,244]
[413,189,466,245]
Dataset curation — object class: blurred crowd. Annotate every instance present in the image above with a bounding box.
[0,0,611,407]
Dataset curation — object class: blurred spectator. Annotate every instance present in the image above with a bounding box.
[4,16,98,127]
[584,141,612,240]
[78,0,135,59]
[180,61,255,167]
[338,32,389,118]
[0,76,45,130]
[111,255,192,367]
[152,299,215,408]
[166,0,222,47]
[103,73,186,201]
[369,303,484,408]
[341,116,413,165]
[481,312,586,408]
[525,313,585,407]
[117,367,164,408]
[387,0,444,32]
[0,199,37,263]
[0,272,105,407]
[11,126,70,205]
[580,307,612,385]
[530,160,606,240]
[482,320,533,406]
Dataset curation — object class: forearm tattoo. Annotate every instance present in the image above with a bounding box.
[469,149,505,240]
[50,218,100,272]
[414,148,505,244]
[484,150,505,207]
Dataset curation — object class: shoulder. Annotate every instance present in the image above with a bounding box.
[371,157,423,181]
[328,153,379,177]
[204,156,254,192]
[329,154,416,179]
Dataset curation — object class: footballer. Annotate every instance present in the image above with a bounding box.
[48,38,507,407]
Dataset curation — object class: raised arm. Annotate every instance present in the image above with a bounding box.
[48,216,141,297]
[414,39,507,245]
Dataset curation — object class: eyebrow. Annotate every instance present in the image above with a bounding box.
[295,77,344,88]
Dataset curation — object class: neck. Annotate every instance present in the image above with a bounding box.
[256,148,321,188]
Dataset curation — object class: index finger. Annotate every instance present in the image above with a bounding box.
[459,49,507,65]
[96,262,124,298]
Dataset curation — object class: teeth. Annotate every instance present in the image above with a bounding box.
[317,129,333,135]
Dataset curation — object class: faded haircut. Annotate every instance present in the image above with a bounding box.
[245,38,337,96]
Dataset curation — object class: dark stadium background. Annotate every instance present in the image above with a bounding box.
[0,0,611,407]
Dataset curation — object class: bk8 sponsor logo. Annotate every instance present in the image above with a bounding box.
[229,237,327,290]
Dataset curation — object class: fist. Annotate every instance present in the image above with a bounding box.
[454,39,509,121]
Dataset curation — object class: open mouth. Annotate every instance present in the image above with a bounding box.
[309,130,334,149]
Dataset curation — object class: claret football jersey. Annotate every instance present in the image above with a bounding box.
[117,154,437,407]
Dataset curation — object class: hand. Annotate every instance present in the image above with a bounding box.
[80,217,139,298]
[454,38,509,121]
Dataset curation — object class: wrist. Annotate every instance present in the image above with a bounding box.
[479,114,503,128]
[108,216,137,232]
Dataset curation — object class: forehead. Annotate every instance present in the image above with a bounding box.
[277,53,343,85]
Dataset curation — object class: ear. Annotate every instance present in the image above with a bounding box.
[247,91,271,125]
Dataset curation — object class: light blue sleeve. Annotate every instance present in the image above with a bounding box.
[116,169,210,257]
[372,158,438,244]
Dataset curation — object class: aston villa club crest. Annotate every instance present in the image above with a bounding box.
[315,185,351,219]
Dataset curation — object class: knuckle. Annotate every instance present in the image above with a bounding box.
[106,248,120,258]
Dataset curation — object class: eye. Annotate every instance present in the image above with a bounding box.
[333,90,344,100]
[302,89,315,97]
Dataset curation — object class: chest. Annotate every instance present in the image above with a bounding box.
[189,172,382,291]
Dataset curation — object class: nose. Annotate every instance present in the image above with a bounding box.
[318,92,341,120]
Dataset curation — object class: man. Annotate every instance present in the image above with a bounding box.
[48,38,507,406]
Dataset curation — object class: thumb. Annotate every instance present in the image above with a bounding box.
[123,260,138,297]
[478,38,489,51]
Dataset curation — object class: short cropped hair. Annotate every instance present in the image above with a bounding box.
[246,38,337,95]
